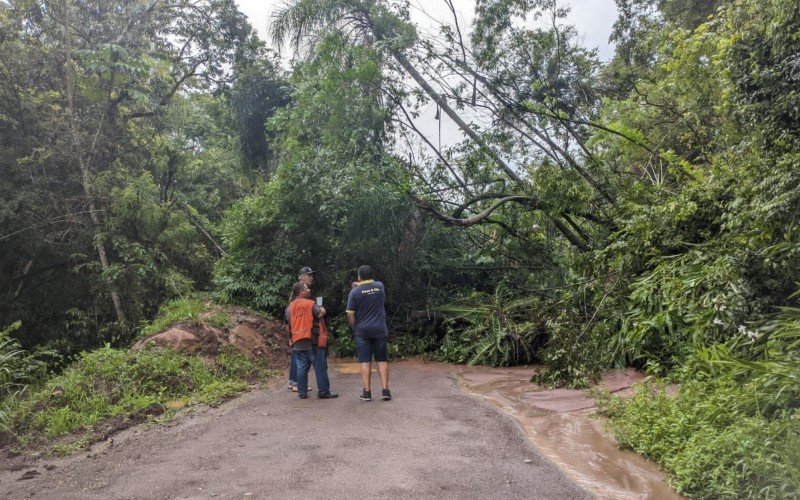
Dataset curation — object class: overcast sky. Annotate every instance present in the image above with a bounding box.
[233,0,619,150]
[235,0,618,59]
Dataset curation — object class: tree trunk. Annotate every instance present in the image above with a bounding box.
[61,0,127,324]
[393,51,592,251]
[392,51,524,187]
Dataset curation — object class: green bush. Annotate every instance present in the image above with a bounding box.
[0,322,48,430]
[701,303,800,416]
[388,332,436,359]
[10,347,249,448]
[435,287,544,367]
[598,378,800,498]
[598,290,800,498]
[611,250,752,374]
[330,322,356,358]
[328,318,435,360]
[533,308,612,388]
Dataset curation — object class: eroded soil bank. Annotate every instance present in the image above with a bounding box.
[453,363,680,499]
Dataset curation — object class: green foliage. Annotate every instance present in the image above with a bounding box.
[216,346,276,382]
[387,333,436,360]
[140,297,229,338]
[612,250,750,373]
[533,308,612,388]
[326,317,355,358]
[598,292,800,498]
[727,0,800,150]
[331,333,356,358]
[213,32,458,317]
[598,379,800,498]
[436,287,544,367]
[0,0,258,353]
[701,301,800,418]
[230,58,291,172]
[0,322,49,430]
[195,379,250,405]
[10,347,253,449]
[213,182,298,312]
[1,0,799,492]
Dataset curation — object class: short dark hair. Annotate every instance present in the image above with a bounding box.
[357,265,372,280]
[291,282,307,299]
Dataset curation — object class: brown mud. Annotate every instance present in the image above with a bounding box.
[452,363,680,499]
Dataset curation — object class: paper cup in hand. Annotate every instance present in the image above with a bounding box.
[316,297,323,306]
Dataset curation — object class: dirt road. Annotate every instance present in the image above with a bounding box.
[1,360,589,499]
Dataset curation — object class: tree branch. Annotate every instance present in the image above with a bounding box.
[415,195,536,227]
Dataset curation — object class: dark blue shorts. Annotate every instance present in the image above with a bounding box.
[356,335,388,363]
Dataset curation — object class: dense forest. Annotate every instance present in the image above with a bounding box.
[1,0,799,496]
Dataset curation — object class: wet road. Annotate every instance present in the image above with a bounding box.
[457,365,681,499]
[1,360,589,499]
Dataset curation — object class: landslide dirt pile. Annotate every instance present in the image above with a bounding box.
[133,306,288,369]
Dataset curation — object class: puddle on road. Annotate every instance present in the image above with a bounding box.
[455,365,681,500]
[334,362,376,374]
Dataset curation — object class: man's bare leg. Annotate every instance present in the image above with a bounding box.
[377,361,389,390]
[361,361,372,391]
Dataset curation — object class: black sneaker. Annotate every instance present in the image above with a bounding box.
[318,392,339,399]
[298,394,308,399]
[360,390,372,401]
[381,388,392,401]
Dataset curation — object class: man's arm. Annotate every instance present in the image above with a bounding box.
[346,287,357,330]
[313,304,326,319]
[284,307,292,346]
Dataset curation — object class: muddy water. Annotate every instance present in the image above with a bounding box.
[334,359,679,499]
[454,364,681,500]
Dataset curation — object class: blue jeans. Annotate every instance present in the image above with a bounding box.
[295,348,313,397]
[313,346,330,395]
[288,350,298,386]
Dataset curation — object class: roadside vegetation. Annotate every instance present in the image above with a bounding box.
[1,0,799,495]
[11,347,249,454]
[1,299,277,455]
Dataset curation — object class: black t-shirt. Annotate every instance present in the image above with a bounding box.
[346,280,388,338]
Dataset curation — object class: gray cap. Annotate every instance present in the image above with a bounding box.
[299,267,315,276]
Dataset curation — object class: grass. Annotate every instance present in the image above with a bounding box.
[139,297,230,338]
[596,380,800,499]
[3,297,280,455]
[9,346,266,453]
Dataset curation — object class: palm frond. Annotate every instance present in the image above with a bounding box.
[269,0,367,51]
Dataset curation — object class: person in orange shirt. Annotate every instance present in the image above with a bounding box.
[287,267,317,392]
[286,281,338,399]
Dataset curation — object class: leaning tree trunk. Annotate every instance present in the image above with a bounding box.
[61,0,127,324]
[392,51,524,186]
[392,50,591,251]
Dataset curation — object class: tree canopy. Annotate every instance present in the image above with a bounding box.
[1,0,799,495]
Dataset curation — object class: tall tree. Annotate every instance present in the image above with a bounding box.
[269,0,599,251]
[1,0,257,346]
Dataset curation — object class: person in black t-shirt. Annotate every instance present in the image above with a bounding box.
[346,265,391,402]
